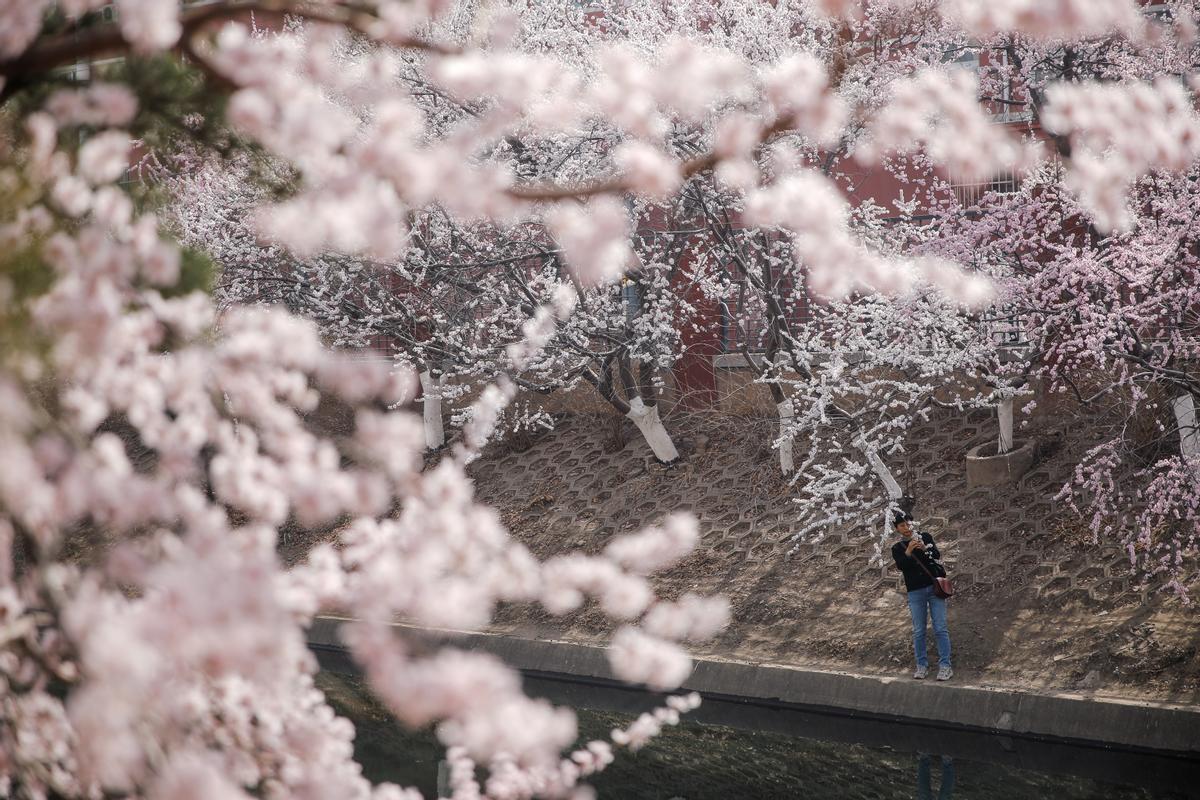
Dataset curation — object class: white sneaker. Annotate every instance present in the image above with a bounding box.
[936,666,953,681]
[913,666,928,679]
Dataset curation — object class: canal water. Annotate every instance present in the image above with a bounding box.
[316,671,1199,800]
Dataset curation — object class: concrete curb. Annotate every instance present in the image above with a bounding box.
[307,617,1200,755]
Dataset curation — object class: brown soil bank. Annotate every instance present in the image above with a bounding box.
[469,410,1200,705]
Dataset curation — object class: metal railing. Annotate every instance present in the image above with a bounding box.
[947,168,1024,207]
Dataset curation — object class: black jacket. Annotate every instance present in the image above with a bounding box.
[891,531,946,592]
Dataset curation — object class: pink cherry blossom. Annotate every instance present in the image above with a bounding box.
[116,0,182,52]
[608,627,693,690]
[1,1,1198,796]
[547,198,634,286]
[78,131,132,186]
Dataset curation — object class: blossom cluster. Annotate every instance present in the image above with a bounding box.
[940,0,1146,41]
[1043,78,1200,231]
[0,77,725,800]
[2,2,1200,798]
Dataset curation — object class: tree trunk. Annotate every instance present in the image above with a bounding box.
[777,399,795,474]
[419,370,445,450]
[863,447,903,500]
[1174,393,1200,478]
[997,394,1014,455]
[626,396,679,463]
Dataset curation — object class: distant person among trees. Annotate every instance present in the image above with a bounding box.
[892,512,953,681]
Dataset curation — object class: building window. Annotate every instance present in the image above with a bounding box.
[945,47,979,72]
[621,279,642,326]
[987,305,1030,360]
[947,167,1023,207]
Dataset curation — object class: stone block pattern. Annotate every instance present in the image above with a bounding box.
[470,409,1181,677]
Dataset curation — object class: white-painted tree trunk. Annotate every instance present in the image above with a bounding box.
[1174,393,1200,479]
[437,760,450,798]
[997,394,1015,455]
[626,396,679,463]
[419,370,445,450]
[862,446,903,500]
[777,399,795,474]
[866,448,903,540]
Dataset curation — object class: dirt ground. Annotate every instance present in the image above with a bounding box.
[468,411,1200,705]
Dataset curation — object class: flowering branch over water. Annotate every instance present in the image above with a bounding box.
[2,0,1200,797]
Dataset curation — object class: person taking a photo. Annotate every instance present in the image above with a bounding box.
[892,511,953,681]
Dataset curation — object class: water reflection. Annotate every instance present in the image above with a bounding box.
[315,671,1197,800]
[917,754,955,800]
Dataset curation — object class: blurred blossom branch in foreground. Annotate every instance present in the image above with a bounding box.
[0,1,1199,798]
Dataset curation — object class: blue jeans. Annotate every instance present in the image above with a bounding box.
[907,586,951,669]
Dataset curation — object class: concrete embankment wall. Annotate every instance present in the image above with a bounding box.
[307,617,1200,756]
